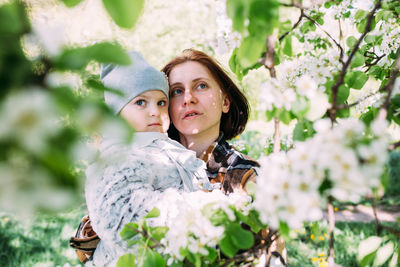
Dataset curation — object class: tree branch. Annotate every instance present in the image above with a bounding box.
[303,14,345,64]
[126,225,164,249]
[260,35,281,154]
[380,49,400,116]
[279,9,304,41]
[329,0,382,122]
[335,91,380,110]
[279,0,305,9]
[389,140,400,151]
[327,197,335,266]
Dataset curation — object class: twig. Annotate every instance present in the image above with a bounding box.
[303,14,345,64]
[329,0,382,122]
[380,49,400,117]
[279,9,304,41]
[260,35,281,153]
[335,91,380,110]
[279,0,305,9]
[327,197,335,267]
[389,140,400,151]
[220,243,268,267]
[273,118,281,154]
[126,225,164,249]
[371,198,383,236]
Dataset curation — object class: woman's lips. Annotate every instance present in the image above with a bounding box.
[183,110,202,119]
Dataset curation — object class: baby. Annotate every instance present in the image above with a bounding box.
[74,51,210,266]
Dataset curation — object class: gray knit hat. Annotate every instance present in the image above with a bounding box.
[101,51,169,114]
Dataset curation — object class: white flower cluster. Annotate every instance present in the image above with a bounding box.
[155,189,251,264]
[354,90,385,116]
[259,54,334,121]
[0,89,61,154]
[254,118,389,229]
[376,19,400,65]
[214,0,241,54]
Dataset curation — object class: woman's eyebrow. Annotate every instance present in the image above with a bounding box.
[192,77,210,83]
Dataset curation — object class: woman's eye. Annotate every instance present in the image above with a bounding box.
[197,83,207,90]
[135,99,146,106]
[170,88,183,97]
[157,100,167,106]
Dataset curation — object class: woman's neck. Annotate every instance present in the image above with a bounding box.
[179,131,219,158]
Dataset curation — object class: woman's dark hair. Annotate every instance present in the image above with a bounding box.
[162,49,249,142]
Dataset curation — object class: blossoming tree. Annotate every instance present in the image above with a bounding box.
[0,0,399,266]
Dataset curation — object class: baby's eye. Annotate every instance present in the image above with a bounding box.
[170,88,183,97]
[134,99,146,106]
[157,100,167,106]
[196,83,207,90]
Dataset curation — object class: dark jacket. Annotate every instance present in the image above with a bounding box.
[201,134,260,194]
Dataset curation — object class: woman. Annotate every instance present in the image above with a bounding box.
[162,49,260,194]
[162,49,286,265]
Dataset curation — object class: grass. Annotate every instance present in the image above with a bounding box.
[0,206,86,267]
[0,206,398,267]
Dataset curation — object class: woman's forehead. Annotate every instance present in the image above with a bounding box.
[169,61,212,83]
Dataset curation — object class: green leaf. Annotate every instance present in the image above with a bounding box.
[354,9,367,20]
[344,71,369,89]
[89,42,131,65]
[293,120,306,141]
[373,242,394,266]
[364,35,376,44]
[359,107,379,126]
[279,222,290,239]
[248,0,279,36]
[351,52,365,68]
[226,0,248,33]
[117,253,136,267]
[237,209,264,233]
[358,236,382,266]
[202,203,228,226]
[102,0,144,29]
[0,1,30,35]
[59,0,84,7]
[55,42,130,70]
[346,36,357,49]
[337,107,350,118]
[120,222,139,241]
[144,207,160,219]
[219,235,239,258]
[357,18,367,33]
[205,247,217,262]
[229,48,238,74]
[291,96,308,118]
[265,109,277,121]
[143,250,166,267]
[282,35,292,56]
[148,226,169,241]
[278,109,292,125]
[369,65,384,79]
[229,223,254,249]
[237,36,265,69]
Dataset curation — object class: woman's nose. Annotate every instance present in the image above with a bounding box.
[183,90,197,106]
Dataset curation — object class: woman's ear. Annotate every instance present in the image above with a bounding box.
[222,95,230,113]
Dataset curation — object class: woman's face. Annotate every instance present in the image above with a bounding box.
[168,61,230,139]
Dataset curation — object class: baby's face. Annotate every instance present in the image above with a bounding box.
[120,90,170,133]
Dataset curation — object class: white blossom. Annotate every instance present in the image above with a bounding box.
[254,117,389,228]
[305,91,330,121]
[155,189,250,262]
[0,89,61,154]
